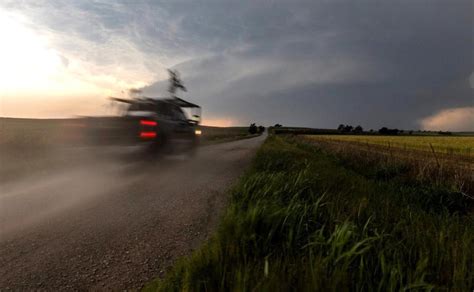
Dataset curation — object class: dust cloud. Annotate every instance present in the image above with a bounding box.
[0,135,188,238]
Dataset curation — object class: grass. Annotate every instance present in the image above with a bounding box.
[306,134,474,156]
[303,135,473,197]
[145,135,473,291]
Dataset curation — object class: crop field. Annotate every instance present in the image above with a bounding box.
[306,134,474,156]
[303,135,473,197]
[146,135,473,291]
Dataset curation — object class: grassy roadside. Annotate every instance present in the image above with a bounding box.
[145,135,473,291]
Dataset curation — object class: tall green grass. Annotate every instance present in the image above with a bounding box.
[145,136,473,291]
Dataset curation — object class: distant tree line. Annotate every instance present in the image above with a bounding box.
[256,122,455,136]
[378,127,401,135]
[337,124,364,134]
[338,124,401,135]
[249,123,265,134]
[337,124,453,136]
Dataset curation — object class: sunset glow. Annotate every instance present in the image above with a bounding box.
[0,11,64,94]
[0,8,149,118]
[201,118,237,127]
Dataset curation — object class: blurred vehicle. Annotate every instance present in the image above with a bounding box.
[83,97,201,155]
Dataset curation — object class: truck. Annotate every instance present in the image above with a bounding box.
[83,96,202,156]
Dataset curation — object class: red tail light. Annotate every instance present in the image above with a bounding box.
[140,131,157,138]
[140,120,157,126]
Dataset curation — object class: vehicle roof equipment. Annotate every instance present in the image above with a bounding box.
[110,96,201,124]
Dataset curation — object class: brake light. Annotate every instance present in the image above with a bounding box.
[140,120,157,126]
[140,131,157,138]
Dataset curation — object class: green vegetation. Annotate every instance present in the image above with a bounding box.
[307,134,474,156]
[146,135,473,291]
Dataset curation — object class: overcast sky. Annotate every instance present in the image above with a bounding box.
[0,0,472,130]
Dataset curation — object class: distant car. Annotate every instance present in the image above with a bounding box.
[84,97,202,155]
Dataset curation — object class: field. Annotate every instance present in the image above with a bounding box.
[307,134,473,156]
[0,118,74,182]
[145,135,473,291]
[0,118,253,154]
[0,118,252,147]
[3,119,472,290]
[304,134,473,197]
[0,118,253,183]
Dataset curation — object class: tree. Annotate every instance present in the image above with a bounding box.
[258,125,265,133]
[379,127,389,134]
[354,125,363,133]
[337,124,345,131]
[343,125,353,133]
[167,69,187,99]
[249,123,258,134]
[379,127,399,135]
[274,124,282,128]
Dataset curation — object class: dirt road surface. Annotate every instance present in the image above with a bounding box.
[0,135,265,290]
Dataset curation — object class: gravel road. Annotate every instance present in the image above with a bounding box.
[0,135,265,290]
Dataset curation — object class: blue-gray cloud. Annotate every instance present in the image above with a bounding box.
[143,0,473,129]
[3,0,472,129]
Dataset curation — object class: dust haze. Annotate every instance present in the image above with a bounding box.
[1,144,146,237]
[0,118,265,289]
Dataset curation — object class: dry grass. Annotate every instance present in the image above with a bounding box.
[302,135,473,198]
[306,134,473,157]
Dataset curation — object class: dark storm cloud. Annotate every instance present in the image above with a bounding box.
[141,0,473,129]
[4,0,472,129]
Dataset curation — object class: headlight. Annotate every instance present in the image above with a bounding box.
[195,129,202,135]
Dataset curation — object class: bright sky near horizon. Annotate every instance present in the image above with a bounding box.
[0,1,472,130]
[0,7,155,119]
